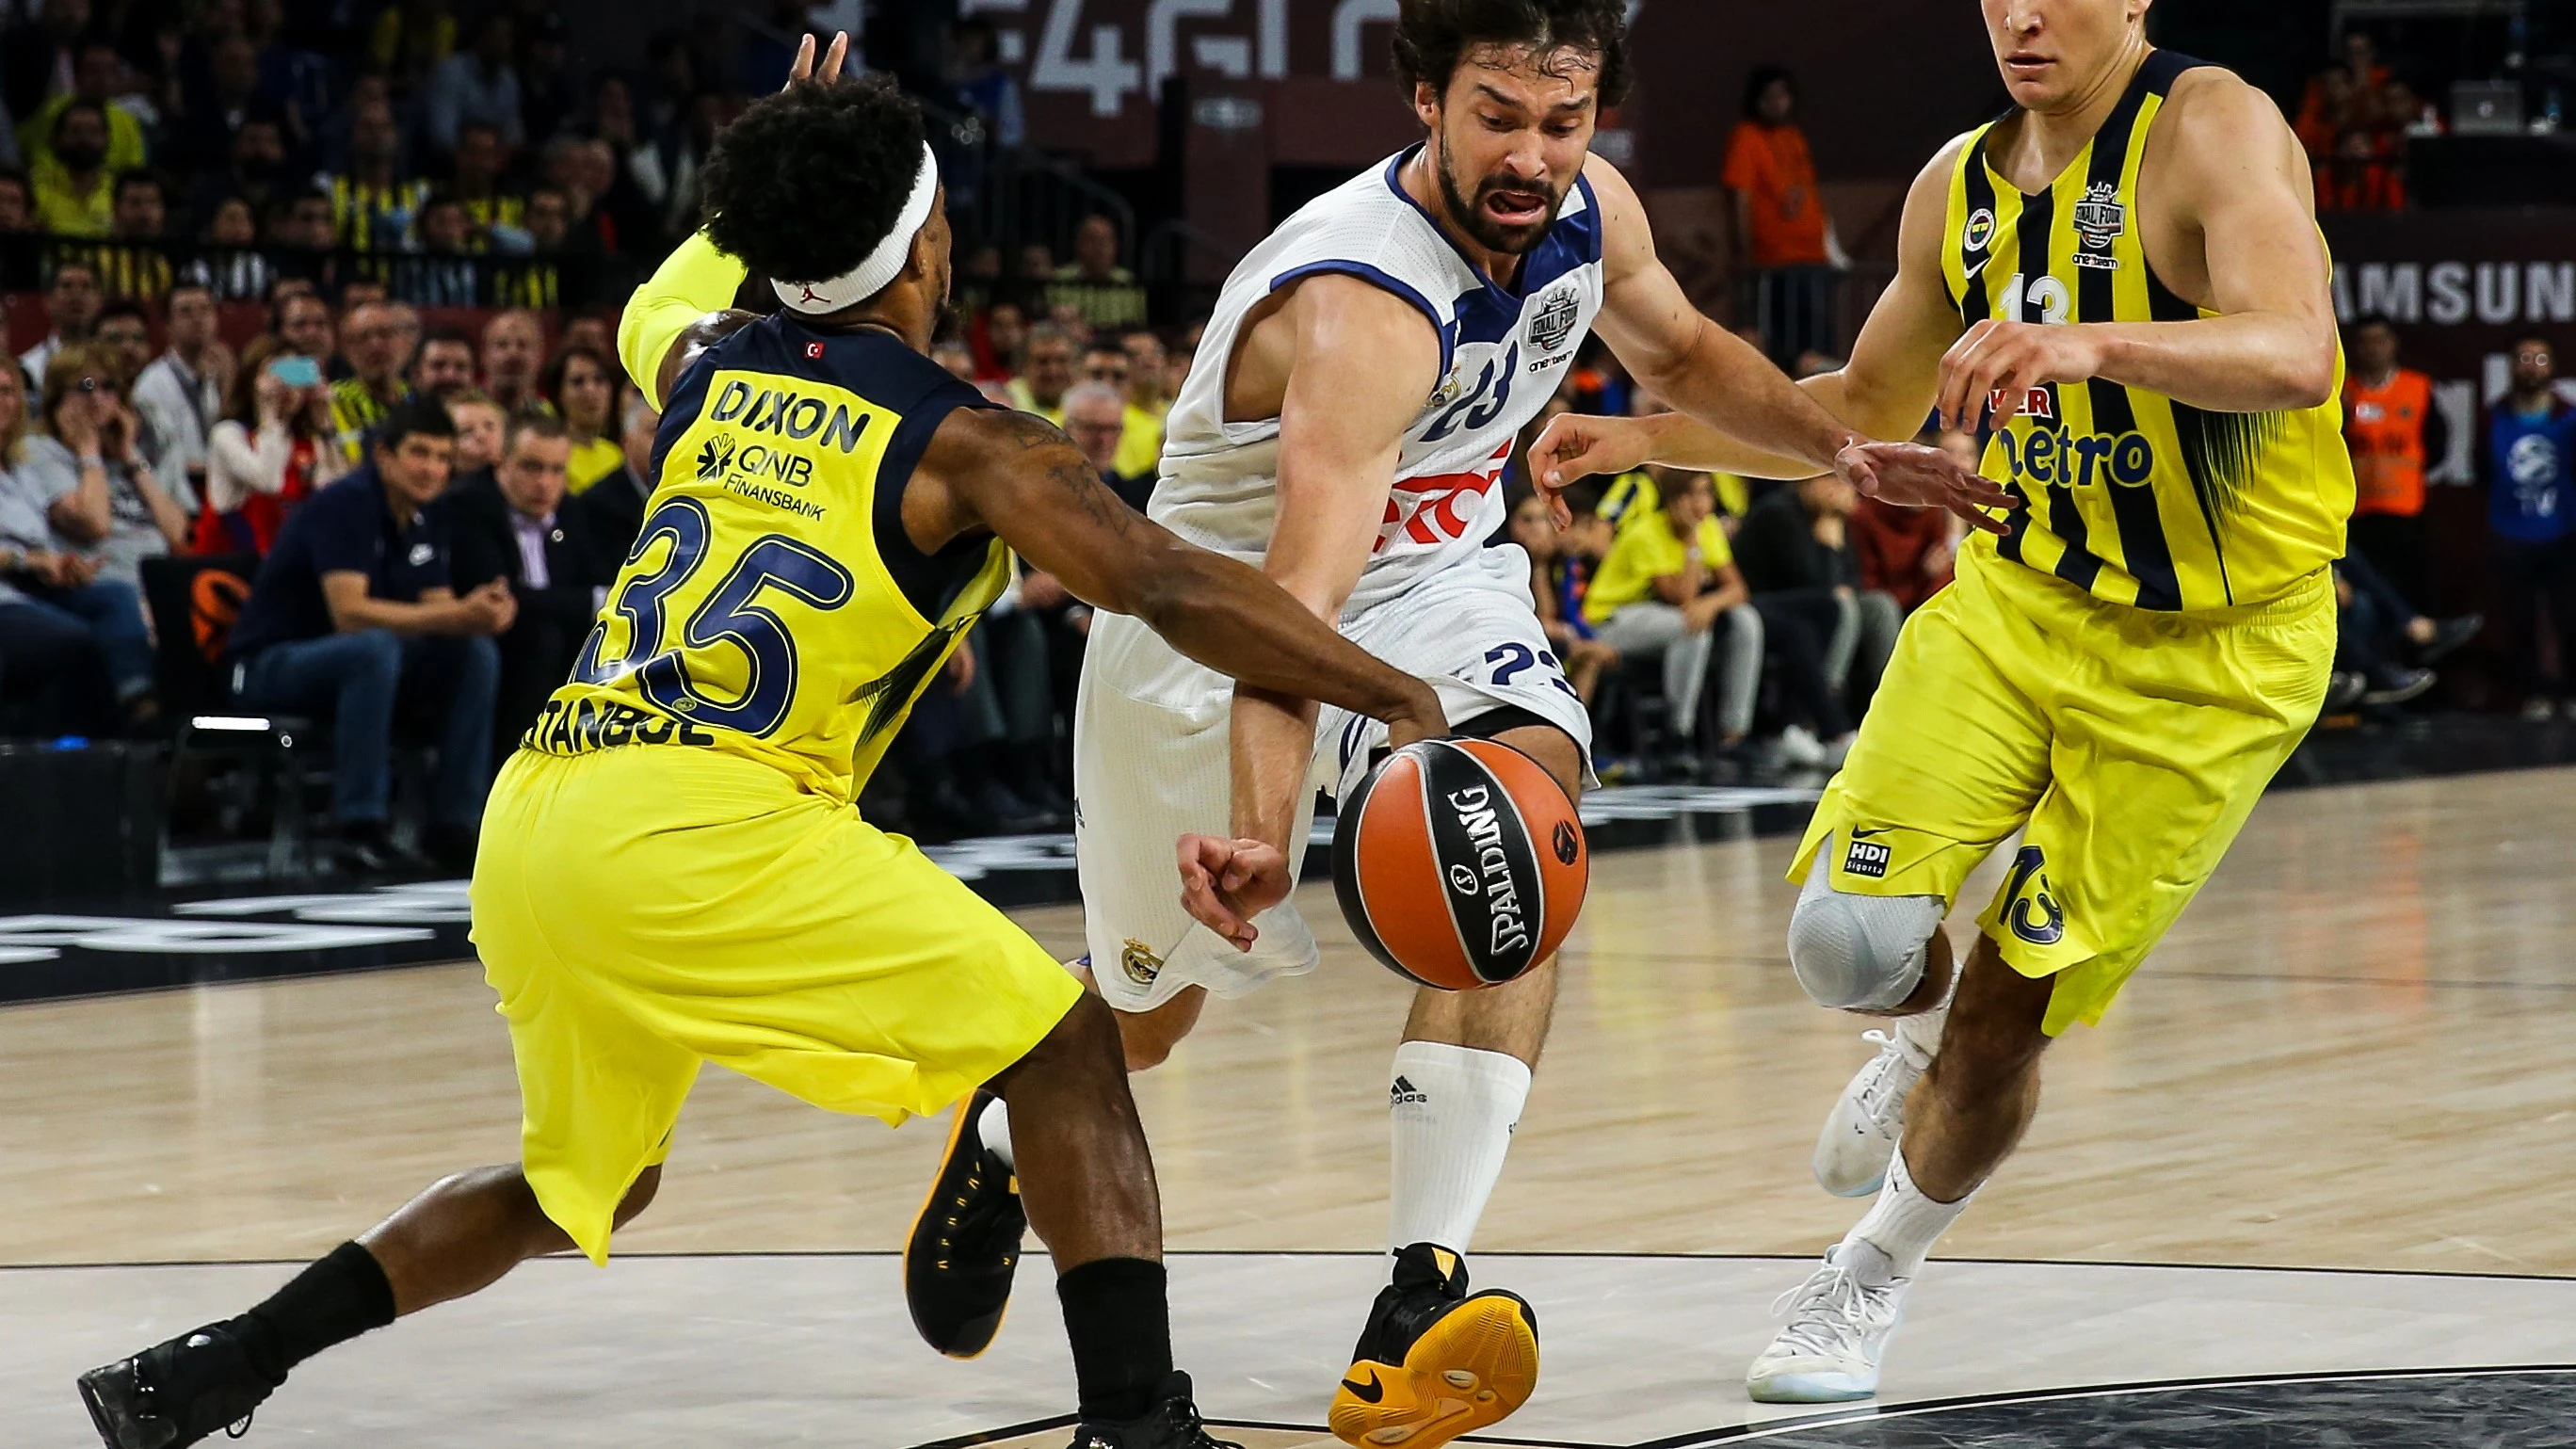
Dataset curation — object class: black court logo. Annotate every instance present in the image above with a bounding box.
[1528,285,1582,353]
[1843,835,1892,880]
[1119,939,1163,987]
[1552,819,1580,865]
[2003,845,2067,945]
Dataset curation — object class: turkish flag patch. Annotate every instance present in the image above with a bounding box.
[805,343,826,360]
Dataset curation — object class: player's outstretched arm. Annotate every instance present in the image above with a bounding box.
[1537,144,1969,488]
[1556,156,2012,533]
[1225,275,1448,859]
[919,407,1445,744]
[1933,73,2336,428]
[615,32,853,410]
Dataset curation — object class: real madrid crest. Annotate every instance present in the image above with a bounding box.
[1120,940,1164,987]
[1963,207,1996,254]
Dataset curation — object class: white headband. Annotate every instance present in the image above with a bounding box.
[773,142,940,315]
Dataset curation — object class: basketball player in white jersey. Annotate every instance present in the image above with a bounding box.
[907,4,2007,1442]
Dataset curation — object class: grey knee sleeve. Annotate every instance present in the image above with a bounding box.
[1787,836,1945,1010]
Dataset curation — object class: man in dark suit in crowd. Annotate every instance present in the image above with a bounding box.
[567,387,658,582]
[444,411,598,763]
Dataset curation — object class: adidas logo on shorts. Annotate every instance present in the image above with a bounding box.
[1390,1075,1430,1109]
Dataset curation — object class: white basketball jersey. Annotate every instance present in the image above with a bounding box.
[1152,146,1607,617]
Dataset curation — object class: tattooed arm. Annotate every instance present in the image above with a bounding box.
[913,406,1443,739]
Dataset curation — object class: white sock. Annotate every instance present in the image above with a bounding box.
[1386,1041,1533,1256]
[978,1096,1015,1170]
[1893,969,1956,1058]
[1846,1139,1972,1279]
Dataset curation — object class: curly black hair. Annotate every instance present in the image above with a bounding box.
[701,75,928,286]
[1393,0,1632,110]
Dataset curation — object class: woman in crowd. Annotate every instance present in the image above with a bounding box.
[196,334,348,555]
[542,343,623,493]
[0,361,152,733]
[23,346,192,593]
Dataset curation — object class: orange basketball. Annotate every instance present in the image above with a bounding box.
[1333,738,1589,991]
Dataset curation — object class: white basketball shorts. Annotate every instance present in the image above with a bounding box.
[1072,544,1595,1012]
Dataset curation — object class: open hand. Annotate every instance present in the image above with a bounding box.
[1176,834,1292,951]
[1833,438,2021,537]
[1527,412,1657,527]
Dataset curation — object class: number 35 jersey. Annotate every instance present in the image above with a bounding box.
[525,317,1011,804]
[1154,144,1605,618]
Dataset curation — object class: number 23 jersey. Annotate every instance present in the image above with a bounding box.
[525,316,1011,804]
[1153,144,1605,618]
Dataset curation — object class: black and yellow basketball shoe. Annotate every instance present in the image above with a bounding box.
[905,1088,1026,1358]
[78,1320,281,1448]
[1068,1372,1245,1449]
[1328,1244,1539,1449]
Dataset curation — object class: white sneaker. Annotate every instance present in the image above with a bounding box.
[1811,1006,1943,1198]
[1745,1242,1910,1404]
[1775,725,1827,768]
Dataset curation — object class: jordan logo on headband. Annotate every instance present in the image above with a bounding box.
[774,141,940,316]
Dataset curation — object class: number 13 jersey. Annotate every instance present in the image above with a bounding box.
[525,317,1011,804]
[1154,145,1606,618]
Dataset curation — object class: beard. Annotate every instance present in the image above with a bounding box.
[1435,136,1567,257]
[58,142,107,173]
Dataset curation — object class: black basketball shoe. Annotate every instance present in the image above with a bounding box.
[905,1087,1025,1358]
[1328,1244,1538,1449]
[78,1320,282,1448]
[1065,1372,1244,1449]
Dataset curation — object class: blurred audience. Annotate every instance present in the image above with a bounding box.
[2487,335,2576,719]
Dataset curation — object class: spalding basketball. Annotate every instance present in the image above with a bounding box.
[1333,738,1589,991]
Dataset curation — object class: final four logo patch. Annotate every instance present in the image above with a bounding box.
[1527,285,1582,354]
[2072,181,2126,270]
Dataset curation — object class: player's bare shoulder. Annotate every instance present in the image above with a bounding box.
[2140,63,2310,215]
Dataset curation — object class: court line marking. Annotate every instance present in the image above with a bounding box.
[8,1249,2571,1282]
[893,1366,2576,1449]
[1634,1363,2576,1447]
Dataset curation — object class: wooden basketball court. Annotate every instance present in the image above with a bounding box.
[8,766,2573,1444]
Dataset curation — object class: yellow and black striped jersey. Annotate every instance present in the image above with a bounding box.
[1942,50,2353,612]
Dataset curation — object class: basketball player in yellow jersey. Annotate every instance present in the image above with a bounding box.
[1533,0,2351,1403]
[79,37,1447,1449]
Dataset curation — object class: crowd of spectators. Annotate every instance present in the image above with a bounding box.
[2329,316,2576,718]
[0,0,855,310]
[2294,30,2445,213]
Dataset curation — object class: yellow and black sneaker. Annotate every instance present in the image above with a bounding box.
[1328,1243,1539,1449]
[904,1088,1025,1358]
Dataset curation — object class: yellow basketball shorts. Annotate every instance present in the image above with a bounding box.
[1790,551,2334,1036]
[468,746,1084,1264]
